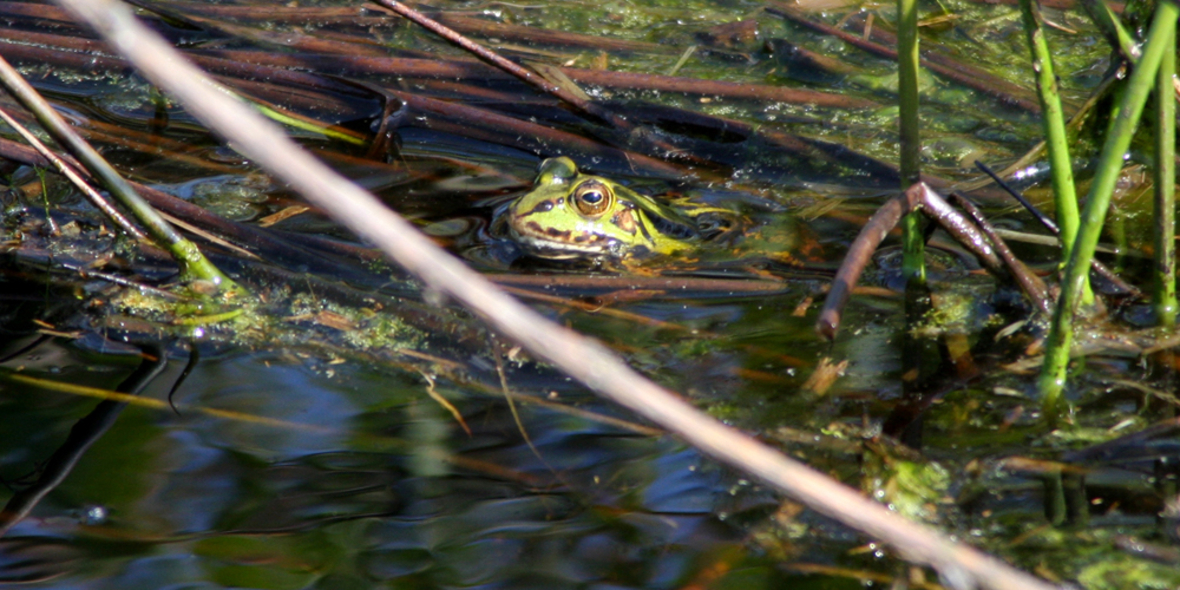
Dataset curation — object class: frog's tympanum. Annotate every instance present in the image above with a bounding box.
[507,157,718,261]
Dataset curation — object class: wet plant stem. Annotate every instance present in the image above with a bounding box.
[0,54,240,292]
[1038,0,1178,421]
[1019,0,1089,305]
[1153,25,1176,327]
[897,0,924,286]
[896,0,935,399]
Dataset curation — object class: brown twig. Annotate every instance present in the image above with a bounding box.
[816,191,909,340]
[0,0,78,25]
[0,6,877,111]
[817,184,1042,339]
[950,193,1052,312]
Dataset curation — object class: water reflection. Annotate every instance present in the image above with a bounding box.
[0,344,166,537]
[0,337,814,589]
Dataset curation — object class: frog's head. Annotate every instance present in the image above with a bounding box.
[507,157,698,260]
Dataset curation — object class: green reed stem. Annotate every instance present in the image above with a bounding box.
[0,55,241,293]
[1153,25,1176,327]
[1038,0,1178,422]
[898,0,924,286]
[1019,0,1089,304]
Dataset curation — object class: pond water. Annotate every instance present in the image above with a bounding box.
[1,0,1179,588]
[0,277,896,588]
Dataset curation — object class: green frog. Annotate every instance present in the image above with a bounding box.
[507,157,728,261]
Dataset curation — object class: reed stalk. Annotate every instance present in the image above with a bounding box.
[897,0,924,286]
[1153,25,1176,327]
[1038,0,1178,421]
[1019,0,1089,304]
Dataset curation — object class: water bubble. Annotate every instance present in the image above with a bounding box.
[80,504,108,525]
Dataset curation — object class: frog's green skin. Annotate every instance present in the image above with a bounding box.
[507,157,708,260]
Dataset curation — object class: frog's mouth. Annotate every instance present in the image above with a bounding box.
[507,217,620,259]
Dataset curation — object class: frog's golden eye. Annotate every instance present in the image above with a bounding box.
[573,181,612,217]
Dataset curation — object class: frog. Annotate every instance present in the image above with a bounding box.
[506,157,728,261]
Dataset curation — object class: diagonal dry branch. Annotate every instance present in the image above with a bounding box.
[50,2,1059,589]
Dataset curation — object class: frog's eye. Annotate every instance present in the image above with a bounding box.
[573,181,612,216]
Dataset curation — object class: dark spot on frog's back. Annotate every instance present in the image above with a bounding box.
[545,227,570,240]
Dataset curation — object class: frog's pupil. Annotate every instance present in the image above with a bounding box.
[582,191,602,204]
